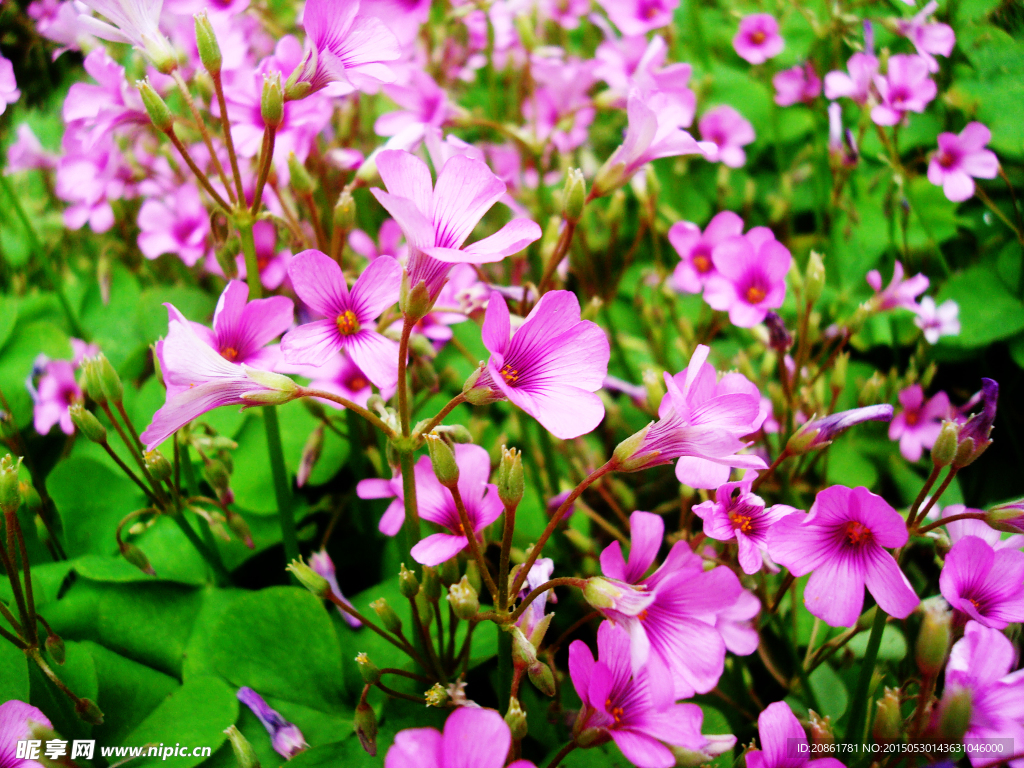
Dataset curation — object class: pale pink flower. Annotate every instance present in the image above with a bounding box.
[896,1,955,73]
[824,53,878,104]
[773,62,821,106]
[5,124,59,173]
[927,122,999,202]
[871,54,936,126]
[0,54,21,114]
[914,296,960,343]
[594,35,695,119]
[888,384,950,462]
[698,106,755,168]
[733,14,784,65]
[703,228,791,327]
[866,260,929,311]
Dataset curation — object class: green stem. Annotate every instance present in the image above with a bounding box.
[172,513,230,586]
[263,405,299,566]
[238,216,263,299]
[397,318,414,437]
[498,626,512,714]
[845,607,887,746]
[301,389,395,437]
[545,741,578,768]
[449,483,500,604]
[914,468,958,529]
[399,450,421,560]
[414,393,467,440]
[507,577,586,625]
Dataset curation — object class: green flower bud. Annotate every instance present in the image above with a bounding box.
[562,168,586,223]
[45,630,66,665]
[425,435,459,489]
[805,251,826,306]
[354,702,378,757]
[872,687,903,744]
[0,455,23,514]
[355,652,381,684]
[505,697,528,740]
[398,563,420,598]
[415,590,432,627]
[226,511,254,549]
[447,576,479,621]
[93,354,123,404]
[497,446,524,509]
[224,725,261,768]
[509,626,537,668]
[952,437,976,468]
[194,12,222,76]
[75,697,105,725]
[808,711,833,747]
[80,357,106,405]
[120,542,155,575]
[204,459,231,496]
[261,72,284,130]
[399,272,434,323]
[287,558,332,598]
[69,405,107,444]
[513,13,536,51]
[421,565,441,602]
[425,683,448,707]
[916,597,951,677]
[527,660,556,697]
[333,191,356,231]
[932,421,959,468]
[370,598,403,633]
[137,79,174,132]
[440,557,460,588]
[145,450,172,483]
[464,559,482,594]
[937,688,972,744]
[591,159,627,200]
[288,152,315,195]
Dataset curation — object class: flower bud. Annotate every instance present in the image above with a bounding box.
[371,598,402,633]
[69,404,106,443]
[333,191,356,232]
[400,272,434,323]
[297,424,324,488]
[75,698,104,725]
[355,652,381,685]
[872,687,902,744]
[137,80,173,132]
[513,13,536,51]
[464,559,482,594]
[398,563,419,598]
[954,378,998,468]
[765,311,793,352]
[261,72,284,130]
[425,683,448,707]
[447,576,479,620]
[194,12,222,76]
[916,597,951,677]
[671,735,737,767]
[0,455,22,514]
[804,251,826,306]
[936,688,972,744]
[808,711,833,747]
[415,590,432,627]
[120,542,155,575]
[985,501,1024,534]
[45,630,66,666]
[562,168,586,223]
[440,557,459,588]
[497,446,524,509]
[354,702,377,757]
[288,152,315,195]
[421,566,441,602]
[425,435,459,489]
[509,626,538,668]
[505,697,528,740]
[931,421,958,468]
[145,450,172,483]
[204,459,231,497]
[242,365,299,397]
[831,351,849,393]
[527,660,556,696]
[226,511,254,549]
[786,405,894,454]
[287,558,332,598]
[94,353,123,404]
[224,725,260,768]
[591,159,627,200]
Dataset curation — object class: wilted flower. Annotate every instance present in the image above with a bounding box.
[927,122,999,203]
[385,707,537,768]
[702,228,791,327]
[889,385,950,462]
[955,378,998,465]
[733,14,784,65]
[939,536,1024,629]
[698,106,755,169]
[236,687,308,759]
[308,549,362,628]
[668,211,744,294]
[517,557,557,639]
[914,297,961,343]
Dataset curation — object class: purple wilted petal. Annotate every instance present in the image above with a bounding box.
[237,687,308,759]
[309,549,362,628]
[788,404,894,454]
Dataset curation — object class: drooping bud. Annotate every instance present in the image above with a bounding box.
[804,251,826,306]
[45,630,66,665]
[425,435,459,488]
[137,80,174,132]
[786,405,894,454]
[440,557,459,588]
[505,697,528,740]
[497,446,524,509]
[69,405,106,443]
[398,563,419,598]
[238,687,308,759]
[224,725,261,768]
[354,702,377,756]
[0,455,23,514]
[226,511,254,549]
[288,153,315,195]
[120,542,155,575]
[986,501,1024,534]
[527,660,556,696]
[953,379,998,468]
[936,688,972,744]
[260,72,284,130]
[872,687,902,744]
[562,168,586,223]
[355,652,381,685]
[931,421,958,468]
[194,12,222,76]
[915,597,951,677]
[765,311,793,352]
[144,450,172,484]
[287,558,332,598]
[447,576,479,620]
[333,191,356,232]
[75,698,104,725]
[370,598,402,633]
[297,424,324,487]
[808,711,833,747]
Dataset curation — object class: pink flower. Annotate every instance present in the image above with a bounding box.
[824,53,879,104]
[296,0,402,93]
[693,477,791,574]
[927,122,999,202]
[0,55,22,115]
[233,220,293,291]
[57,133,134,232]
[698,106,755,168]
[589,511,744,700]
[746,701,846,768]
[279,352,392,411]
[371,149,541,300]
[541,0,590,29]
[768,485,919,627]
[356,471,406,536]
[281,250,402,389]
[896,1,955,73]
[569,622,707,768]
[914,296,960,343]
[374,70,454,144]
[733,14,784,65]
[523,53,596,154]
[594,35,695,118]
[668,211,744,294]
[475,290,610,440]
[866,260,929,311]
[517,557,558,639]
[309,549,361,628]
[939,536,1024,629]
[385,707,536,768]
[0,699,53,768]
[62,49,146,149]
[597,0,679,36]
[614,344,766,488]
[773,62,821,106]
[190,280,294,370]
[5,124,59,173]
[137,184,212,267]
[936,622,1024,768]
[889,384,950,462]
[75,0,176,68]
[715,588,761,656]
[31,358,83,436]
[348,219,406,262]
[703,228,791,327]
[870,54,936,126]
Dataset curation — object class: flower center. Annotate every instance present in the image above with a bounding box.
[905,411,919,426]
[348,376,369,391]
[730,513,753,533]
[336,310,361,336]
[636,609,649,621]
[692,254,712,274]
[221,347,239,361]
[845,521,872,545]
[605,699,625,724]
[746,285,767,304]
[937,151,957,169]
[751,30,767,44]
[500,364,520,386]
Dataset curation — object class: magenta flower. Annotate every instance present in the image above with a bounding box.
[746,701,846,768]
[0,699,53,768]
[715,588,761,656]
[475,290,610,440]
[280,352,393,411]
[281,250,402,389]
[356,471,406,536]
[958,378,998,456]
[590,511,744,700]
[309,549,361,628]
[866,260,929,311]
[668,211,744,294]
[939,536,1024,629]
[927,122,999,202]
[371,149,541,300]
[62,49,146,150]
[698,106,755,168]
[914,296,960,343]
[193,280,294,370]
[768,485,919,627]
[897,1,955,73]
[597,0,679,36]
[517,557,558,639]
[0,55,21,115]
[385,707,536,768]
[871,54,936,126]
[614,344,766,488]
[703,228,791,327]
[889,385,950,462]
[693,478,791,574]
[733,14,784,65]
[31,358,82,436]
[6,124,59,173]
[137,184,211,267]
[773,62,821,107]
[348,219,406,262]
[237,687,308,759]
[937,621,1024,767]
[296,0,401,93]
[569,622,707,768]
[824,53,879,104]
[375,70,454,145]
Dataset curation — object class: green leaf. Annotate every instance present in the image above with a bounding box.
[119,675,237,768]
[28,640,99,743]
[936,266,1024,347]
[0,638,29,702]
[826,436,879,489]
[135,286,218,346]
[808,662,849,721]
[0,295,18,351]
[848,625,907,661]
